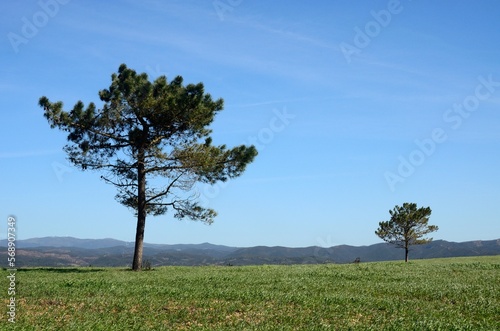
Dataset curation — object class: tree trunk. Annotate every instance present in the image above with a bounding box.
[405,246,409,263]
[132,149,147,271]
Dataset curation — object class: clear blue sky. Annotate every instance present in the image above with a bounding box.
[1,0,499,247]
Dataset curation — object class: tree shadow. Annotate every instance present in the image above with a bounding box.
[13,268,106,273]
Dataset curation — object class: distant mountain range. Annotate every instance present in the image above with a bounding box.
[1,237,498,267]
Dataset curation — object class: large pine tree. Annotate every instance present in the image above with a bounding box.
[39,64,257,270]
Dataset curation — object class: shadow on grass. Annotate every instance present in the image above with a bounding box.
[14,268,106,273]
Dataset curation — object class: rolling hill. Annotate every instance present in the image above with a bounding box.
[1,237,498,267]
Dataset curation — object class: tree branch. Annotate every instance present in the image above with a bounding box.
[145,171,186,204]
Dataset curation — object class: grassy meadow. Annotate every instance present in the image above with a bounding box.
[1,256,498,330]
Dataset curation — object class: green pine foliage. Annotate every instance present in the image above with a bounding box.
[39,64,257,270]
[376,203,438,262]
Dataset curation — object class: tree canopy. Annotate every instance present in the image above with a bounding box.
[375,202,438,262]
[39,64,257,270]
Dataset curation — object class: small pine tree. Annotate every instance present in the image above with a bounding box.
[375,203,438,262]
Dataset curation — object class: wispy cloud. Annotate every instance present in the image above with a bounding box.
[241,172,366,184]
[227,96,336,109]
[226,15,337,51]
[0,150,60,159]
[54,2,337,86]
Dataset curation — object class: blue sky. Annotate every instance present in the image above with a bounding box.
[1,0,499,247]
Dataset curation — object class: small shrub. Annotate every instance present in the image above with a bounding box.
[142,259,152,270]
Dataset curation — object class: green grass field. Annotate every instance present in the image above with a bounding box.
[2,256,499,330]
